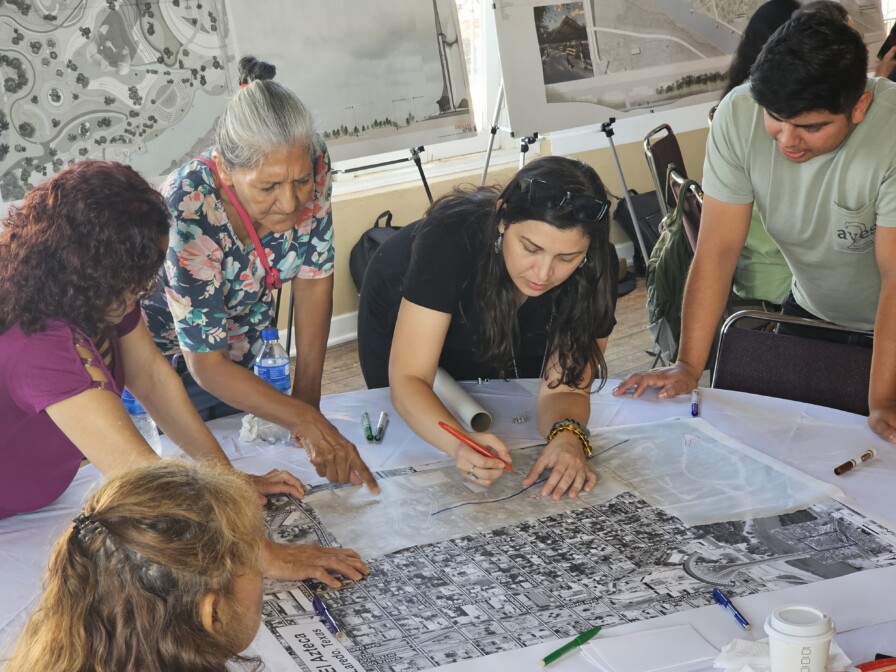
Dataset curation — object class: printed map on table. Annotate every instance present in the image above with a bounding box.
[257,419,896,672]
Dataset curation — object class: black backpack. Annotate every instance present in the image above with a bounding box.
[612,190,663,276]
[349,210,401,293]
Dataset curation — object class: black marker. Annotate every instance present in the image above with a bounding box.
[374,412,389,442]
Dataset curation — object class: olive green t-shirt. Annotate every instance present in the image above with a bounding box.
[703,78,896,331]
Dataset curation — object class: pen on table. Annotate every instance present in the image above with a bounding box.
[312,595,342,638]
[691,389,700,417]
[374,411,389,442]
[712,587,751,630]
[540,625,601,666]
[437,420,514,472]
[834,447,877,476]
[361,412,374,442]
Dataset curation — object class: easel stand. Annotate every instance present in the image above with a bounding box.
[600,118,651,270]
[518,134,538,169]
[600,117,665,367]
[480,80,539,185]
[333,145,433,204]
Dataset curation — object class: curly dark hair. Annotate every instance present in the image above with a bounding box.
[0,161,170,339]
[424,156,615,390]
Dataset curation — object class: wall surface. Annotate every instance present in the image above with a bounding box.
[276,126,709,340]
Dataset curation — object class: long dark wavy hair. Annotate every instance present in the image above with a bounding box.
[425,156,614,390]
[2,461,264,672]
[0,161,170,339]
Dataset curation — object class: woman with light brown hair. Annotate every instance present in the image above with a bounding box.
[3,461,268,672]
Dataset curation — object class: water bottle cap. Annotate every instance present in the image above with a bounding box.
[261,327,279,341]
[121,388,136,402]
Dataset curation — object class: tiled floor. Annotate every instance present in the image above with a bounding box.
[320,279,656,396]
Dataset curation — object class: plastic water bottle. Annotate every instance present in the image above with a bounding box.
[121,388,163,455]
[253,327,291,393]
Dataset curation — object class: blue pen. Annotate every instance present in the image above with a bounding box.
[312,595,342,637]
[691,389,700,417]
[712,588,751,630]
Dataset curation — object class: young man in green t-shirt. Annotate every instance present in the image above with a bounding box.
[616,11,896,443]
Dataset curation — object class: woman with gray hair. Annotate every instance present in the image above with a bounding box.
[143,56,377,493]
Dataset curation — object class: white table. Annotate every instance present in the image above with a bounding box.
[2,380,895,669]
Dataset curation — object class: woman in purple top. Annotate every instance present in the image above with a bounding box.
[0,161,368,585]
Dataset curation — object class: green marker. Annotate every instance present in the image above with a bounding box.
[540,625,602,666]
[361,412,374,442]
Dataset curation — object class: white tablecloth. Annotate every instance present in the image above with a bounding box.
[2,380,895,668]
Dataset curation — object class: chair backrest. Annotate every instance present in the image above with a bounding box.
[713,310,872,415]
[644,124,688,216]
[669,170,702,252]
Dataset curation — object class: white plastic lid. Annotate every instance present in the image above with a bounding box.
[766,605,833,638]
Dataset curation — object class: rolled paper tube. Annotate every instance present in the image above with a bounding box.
[433,367,492,432]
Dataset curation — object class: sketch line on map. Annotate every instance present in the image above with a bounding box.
[430,440,630,516]
[430,477,545,516]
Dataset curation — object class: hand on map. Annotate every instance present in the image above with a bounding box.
[454,433,512,486]
[293,415,380,494]
[613,361,701,400]
[523,432,596,500]
[247,469,306,503]
[868,404,896,443]
[261,539,370,587]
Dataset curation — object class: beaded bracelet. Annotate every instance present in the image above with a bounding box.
[546,418,592,457]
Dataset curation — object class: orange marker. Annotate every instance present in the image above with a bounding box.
[437,421,514,472]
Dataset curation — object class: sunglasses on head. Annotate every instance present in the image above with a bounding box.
[518,178,610,223]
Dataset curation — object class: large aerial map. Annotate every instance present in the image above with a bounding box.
[0,0,233,202]
[251,419,896,672]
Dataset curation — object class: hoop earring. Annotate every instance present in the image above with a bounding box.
[578,255,587,268]
[494,232,504,254]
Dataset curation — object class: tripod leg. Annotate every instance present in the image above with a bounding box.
[480,80,505,186]
[411,147,433,204]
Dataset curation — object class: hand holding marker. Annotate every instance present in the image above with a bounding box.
[437,421,514,472]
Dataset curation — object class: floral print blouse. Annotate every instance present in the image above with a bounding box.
[142,143,334,367]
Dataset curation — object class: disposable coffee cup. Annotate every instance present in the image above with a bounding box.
[764,605,835,672]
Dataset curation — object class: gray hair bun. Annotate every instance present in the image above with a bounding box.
[238,55,276,86]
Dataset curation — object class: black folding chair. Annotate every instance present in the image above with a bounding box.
[668,170,702,252]
[712,310,873,415]
[644,123,688,216]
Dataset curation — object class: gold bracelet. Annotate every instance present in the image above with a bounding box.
[546,419,592,457]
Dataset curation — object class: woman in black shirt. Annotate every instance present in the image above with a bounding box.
[358,156,617,499]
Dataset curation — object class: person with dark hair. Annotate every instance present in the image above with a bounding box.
[3,461,268,672]
[724,0,801,99]
[793,0,848,22]
[358,156,618,499]
[0,161,368,584]
[617,12,896,444]
[142,56,378,494]
[722,0,799,306]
